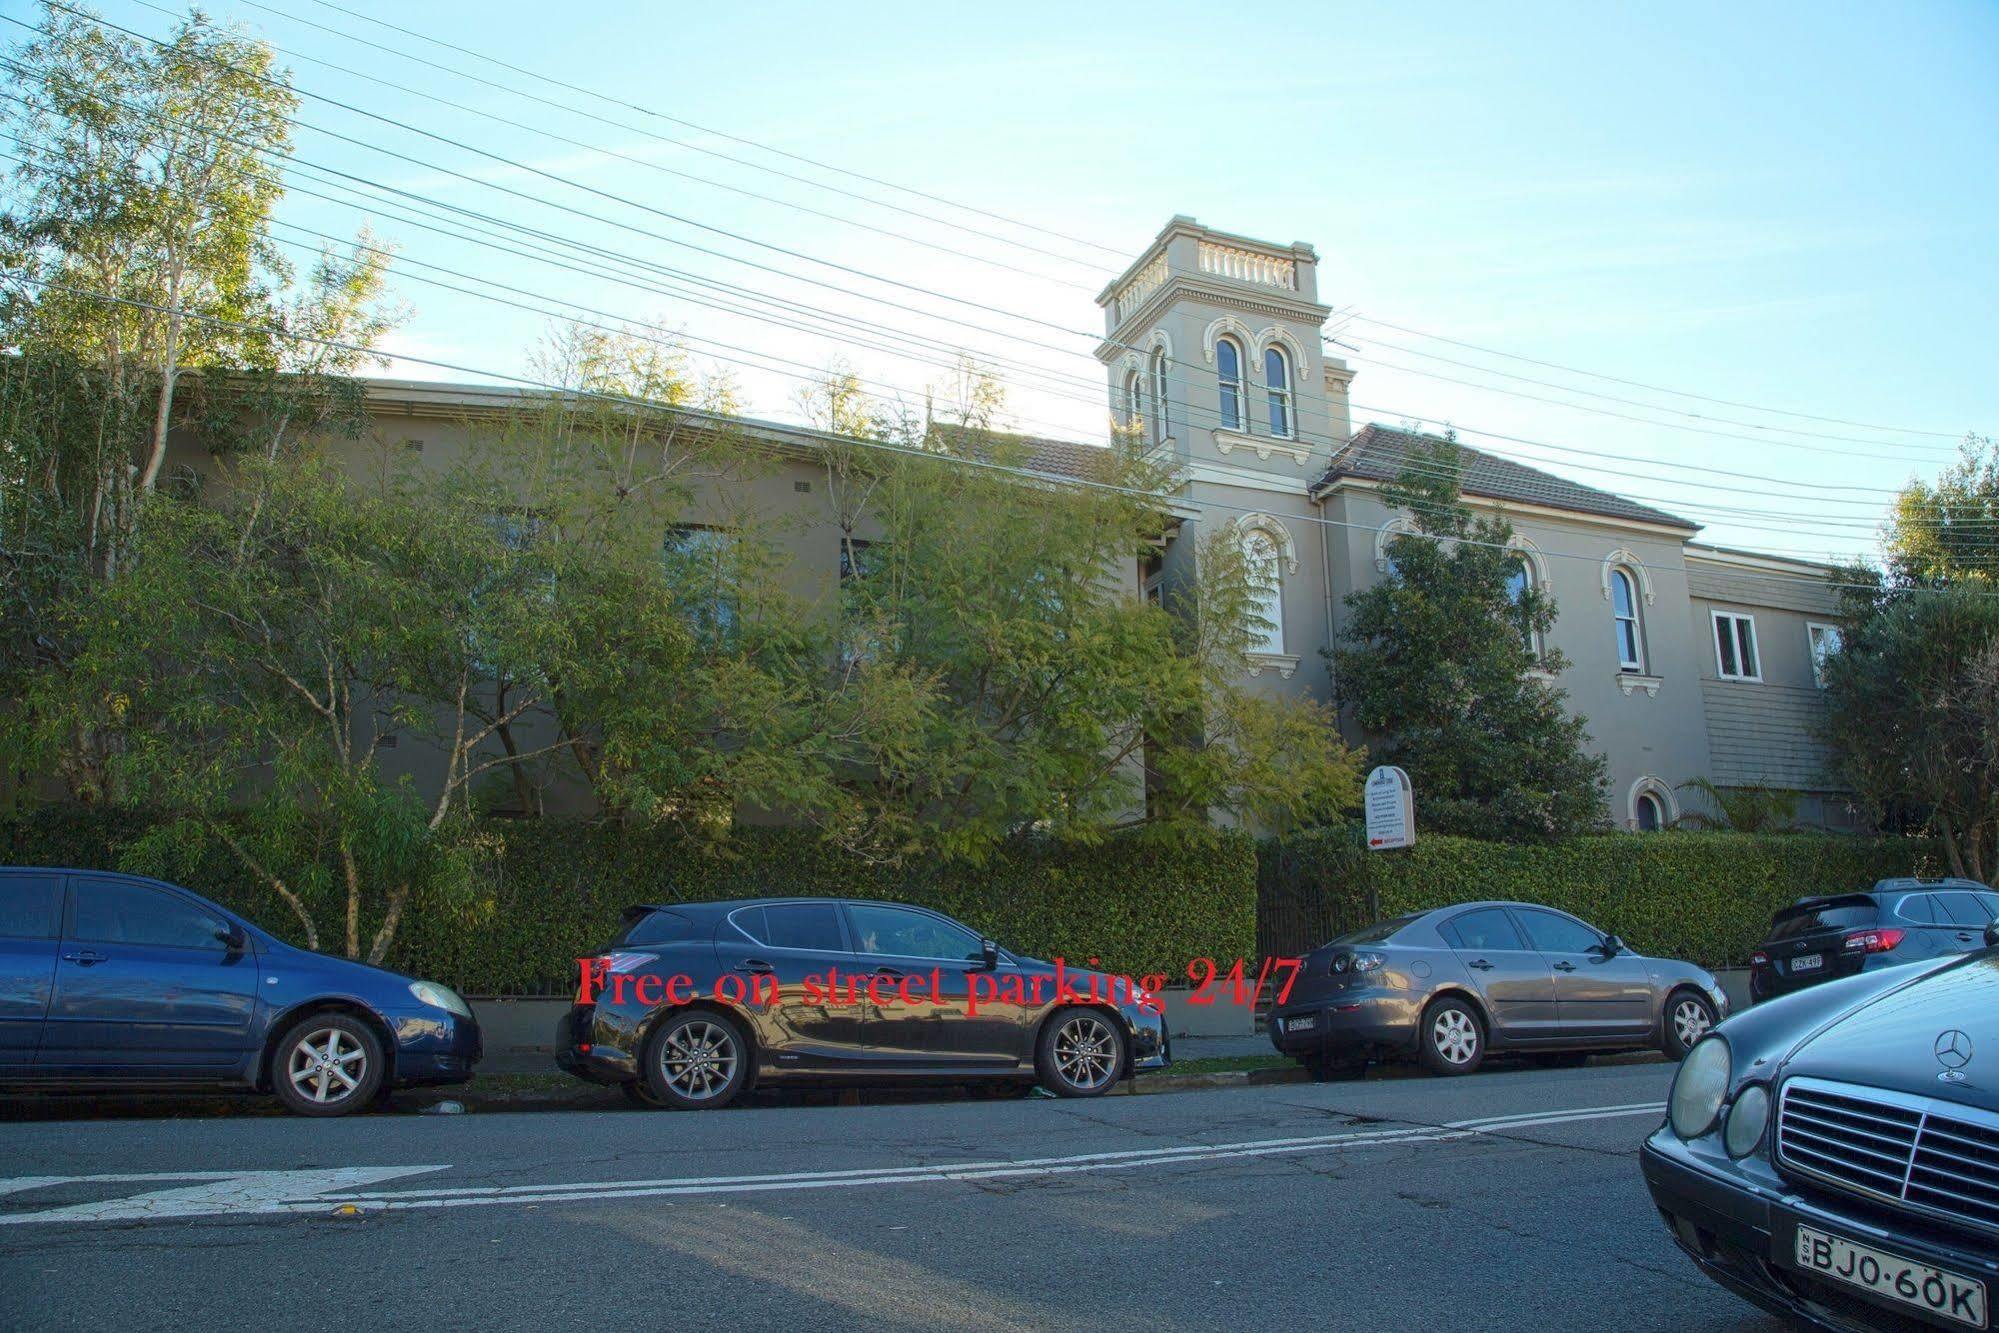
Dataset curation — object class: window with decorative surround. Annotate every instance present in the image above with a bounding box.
[1216,336,1243,431]
[1610,568,1644,671]
[1264,347,1293,439]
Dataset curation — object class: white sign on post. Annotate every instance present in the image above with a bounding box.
[1364,765,1415,850]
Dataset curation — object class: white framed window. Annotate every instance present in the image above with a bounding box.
[1122,369,1145,436]
[1712,611,1760,682]
[1215,336,1244,431]
[1264,346,1293,439]
[1610,567,1644,671]
[1242,528,1285,655]
[1807,622,1841,688]
[1149,348,1169,445]
[1504,557,1539,657]
[1628,776,1677,831]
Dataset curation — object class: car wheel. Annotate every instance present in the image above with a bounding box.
[272,1013,385,1117]
[643,1010,750,1110]
[1663,990,1718,1061]
[1418,997,1485,1076]
[1036,1009,1126,1097]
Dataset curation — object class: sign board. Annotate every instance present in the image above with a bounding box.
[1364,765,1415,850]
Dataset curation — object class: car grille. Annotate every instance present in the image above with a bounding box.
[1777,1076,1999,1239]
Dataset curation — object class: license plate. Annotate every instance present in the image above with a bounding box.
[1790,954,1823,973]
[1794,1225,1987,1329]
[1285,1016,1316,1033]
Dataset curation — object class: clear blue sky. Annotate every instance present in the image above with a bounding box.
[56,0,1999,560]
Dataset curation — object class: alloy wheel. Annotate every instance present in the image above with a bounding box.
[1053,1014,1119,1091]
[659,1019,739,1102]
[1431,1008,1480,1066]
[288,1027,368,1105]
[1672,998,1713,1049]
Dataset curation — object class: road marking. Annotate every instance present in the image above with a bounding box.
[0,1167,448,1225]
[0,1102,1662,1226]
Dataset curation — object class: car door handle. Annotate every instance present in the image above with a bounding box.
[873,966,905,980]
[1955,933,1977,943]
[61,950,106,966]
[734,959,775,975]
[1466,959,1494,971]
[1553,961,1577,972]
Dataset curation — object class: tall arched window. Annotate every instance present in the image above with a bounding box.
[1264,347,1293,438]
[1149,348,1169,444]
[1610,567,1644,671]
[1505,557,1537,656]
[1243,528,1284,655]
[1122,369,1145,437]
[1216,337,1243,430]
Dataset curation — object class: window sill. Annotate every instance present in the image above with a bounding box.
[1213,429,1311,467]
[1246,651,1301,680]
[1615,673,1663,697]
[1715,675,1763,685]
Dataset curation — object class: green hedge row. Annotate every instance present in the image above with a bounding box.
[0,808,1257,994]
[1259,826,1943,969]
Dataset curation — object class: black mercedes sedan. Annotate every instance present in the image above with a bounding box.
[1643,919,1999,1331]
[1267,901,1728,1078]
[556,897,1168,1109]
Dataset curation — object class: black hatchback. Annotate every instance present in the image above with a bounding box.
[1748,878,1999,1003]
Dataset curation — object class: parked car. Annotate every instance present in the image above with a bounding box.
[0,866,480,1116]
[1642,919,1999,1331]
[1749,878,1999,1003]
[556,897,1169,1109]
[1266,901,1729,1078]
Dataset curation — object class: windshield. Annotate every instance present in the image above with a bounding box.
[1331,913,1423,947]
[1766,898,1878,941]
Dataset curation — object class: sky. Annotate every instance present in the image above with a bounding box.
[19,0,1999,562]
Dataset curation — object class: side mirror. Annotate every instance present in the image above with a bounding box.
[1601,935,1626,957]
[980,938,1000,971]
[1986,921,1999,949]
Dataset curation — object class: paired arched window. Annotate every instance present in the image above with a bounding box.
[1242,528,1285,655]
[1149,348,1169,445]
[1122,369,1145,437]
[1505,557,1537,656]
[1264,347,1293,438]
[1610,567,1644,671]
[1216,337,1243,431]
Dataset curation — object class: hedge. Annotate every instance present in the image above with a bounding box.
[1259,825,1943,969]
[0,808,1256,995]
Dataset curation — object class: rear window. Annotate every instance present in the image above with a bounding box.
[1767,897,1878,941]
[1330,913,1422,947]
[0,875,62,939]
[616,910,697,946]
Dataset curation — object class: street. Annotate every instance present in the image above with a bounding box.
[0,1063,1781,1331]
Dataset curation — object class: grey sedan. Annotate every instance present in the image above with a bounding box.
[1268,901,1729,1078]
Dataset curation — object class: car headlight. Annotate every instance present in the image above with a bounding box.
[409,980,472,1018]
[1668,1036,1730,1140]
[1725,1083,1771,1159]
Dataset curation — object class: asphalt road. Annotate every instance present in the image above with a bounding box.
[0,1063,1782,1332]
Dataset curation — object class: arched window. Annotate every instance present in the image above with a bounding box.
[1264,347,1293,438]
[1242,528,1284,655]
[1635,792,1664,832]
[1122,369,1145,437]
[1504,557,1537,656]
[1610,567,1644,671]
[1216,337,1243,431]
[1149,348,1170,445]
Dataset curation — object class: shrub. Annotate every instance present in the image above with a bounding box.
[1259,825,1941,969]
[0,808,1255,994]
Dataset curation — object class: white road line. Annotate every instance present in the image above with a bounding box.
[0,1102,1662,1225]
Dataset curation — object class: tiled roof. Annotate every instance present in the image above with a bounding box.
[925,423,1113,481]
[1315,424,1697,530]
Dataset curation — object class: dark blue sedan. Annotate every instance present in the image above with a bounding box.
[0,866,481,1116]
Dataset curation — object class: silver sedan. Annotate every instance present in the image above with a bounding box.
[1267,901,1729,1078]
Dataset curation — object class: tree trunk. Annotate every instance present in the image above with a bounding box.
[341,838,362,959]
[365,882,410,967]
[138,310,181,494]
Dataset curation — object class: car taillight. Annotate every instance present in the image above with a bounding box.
[1842,928,1904,954]
[575,951,656,1003]
[1749,950,1769,967]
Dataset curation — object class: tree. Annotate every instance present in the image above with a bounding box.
[1673,777,1801,833]
[1885,434,1999,586]
[1821,583,1999,883]
[1329,436,1608,839]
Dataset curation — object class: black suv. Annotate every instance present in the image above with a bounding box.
[1747,877,1999,1002]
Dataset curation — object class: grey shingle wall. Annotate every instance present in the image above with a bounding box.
[1687,565,1841,617]
[1700,680,1842,790]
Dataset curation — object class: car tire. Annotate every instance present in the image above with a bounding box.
[1036,1008,1126,1097]
[642,1010,751,1110]
[1418,997,1485,1076]
[1662,990,1718,1061]
[272,1012,385,1117]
